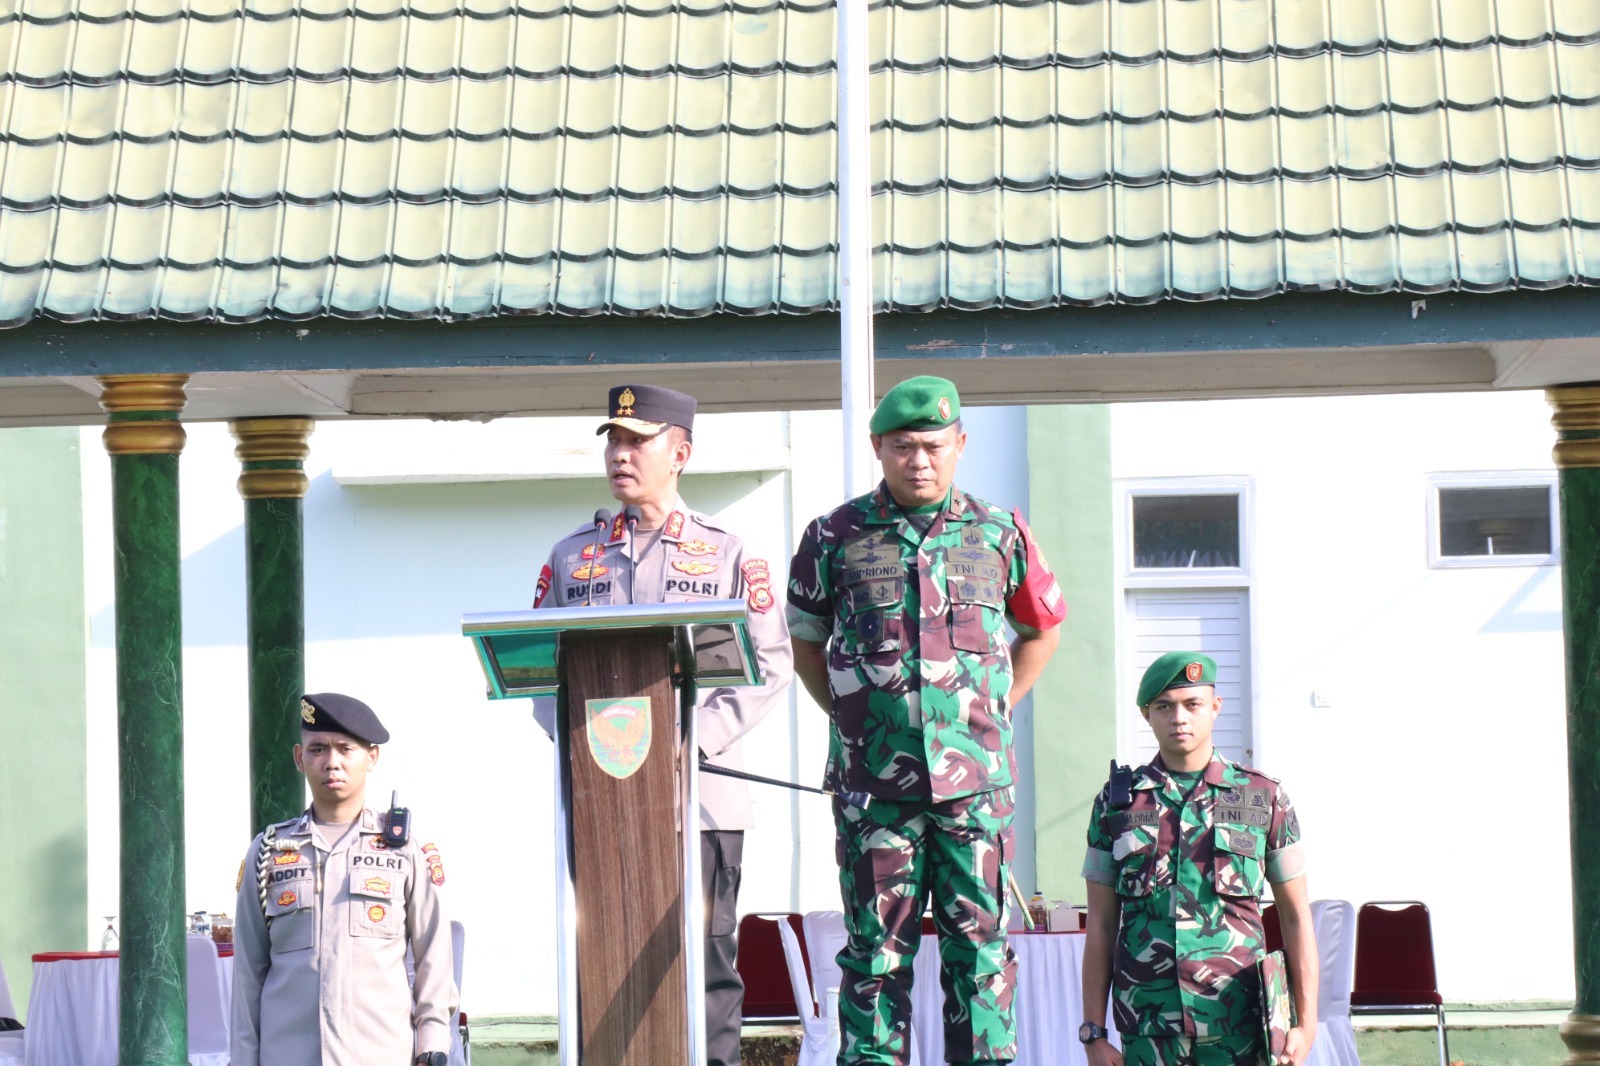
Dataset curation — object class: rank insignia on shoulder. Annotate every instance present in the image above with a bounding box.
[572,562,608,580]
[608,513,627,542]
[665,512,686,539]
[274,851,301,866]
[277,890,297,907]
[672,559,718,576]
[367,904,386,922]
[678,539,719,556]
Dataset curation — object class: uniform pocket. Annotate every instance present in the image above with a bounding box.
[841,578,904,656]
[265,880,314,953]
[1213,825,1266,899]
[947,576,1003,653]
[1112,824,1159,898]
[349,870,403,938]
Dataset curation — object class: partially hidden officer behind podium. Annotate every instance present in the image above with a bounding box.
[230,692,457,1066]
[531,383,794,1066]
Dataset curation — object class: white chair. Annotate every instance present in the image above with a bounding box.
[0,951,22,1062]
[185,935,229,1066]
[1306,899,1361,1066]
[450,919,469,1066]
[800,911,928,1066]
[776,918,833,1066]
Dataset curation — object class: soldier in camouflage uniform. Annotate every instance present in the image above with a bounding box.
[786,376,1067,1066]
[1079,653,1318,1066]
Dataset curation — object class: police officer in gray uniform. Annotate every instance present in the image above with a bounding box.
[231,693,456,1066]
[533,384,793,1066]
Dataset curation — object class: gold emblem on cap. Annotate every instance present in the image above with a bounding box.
[616,387,636,416]
[300,699,316,724]
[938,397,951,420]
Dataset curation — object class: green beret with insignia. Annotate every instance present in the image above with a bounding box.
[870,375,962,435]
[1136,651,1217,708]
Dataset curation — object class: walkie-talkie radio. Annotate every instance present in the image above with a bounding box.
[385,790,411,848]
[1108,759,1133,809]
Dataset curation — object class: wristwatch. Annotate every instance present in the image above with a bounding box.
[415,1054,448,1066]
[1079,1021,1109,1044]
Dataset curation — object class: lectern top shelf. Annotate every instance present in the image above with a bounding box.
[461,599,762,699]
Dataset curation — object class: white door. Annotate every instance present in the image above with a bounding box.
[1125,588,1252,765]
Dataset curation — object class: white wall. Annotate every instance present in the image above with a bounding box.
[1110,390,1570,1002]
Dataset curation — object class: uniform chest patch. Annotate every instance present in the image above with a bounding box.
[572,562,608,580]
[672,559,718,576]
[677,539,719,556]
[364,876,391,894]
[277,890,297,906]
[580,543,605,560]
[367,904,387,922]
[273,850,301,865]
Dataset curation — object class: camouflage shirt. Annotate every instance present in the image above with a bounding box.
[786,482,1062,802]
[1082,750,1305,1038]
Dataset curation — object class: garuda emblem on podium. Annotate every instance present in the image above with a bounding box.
[585,697,652,779]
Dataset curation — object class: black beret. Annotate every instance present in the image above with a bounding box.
[596,384,696,436]
[299,692,390,745]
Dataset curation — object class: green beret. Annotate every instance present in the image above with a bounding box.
[870,376,962,435]
[1136,651,1217,708]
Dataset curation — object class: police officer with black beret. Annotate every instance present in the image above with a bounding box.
[231,693,457,1066]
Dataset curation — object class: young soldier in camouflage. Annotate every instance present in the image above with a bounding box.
[787,376,1067,1066]
[1080,653,1318,1066]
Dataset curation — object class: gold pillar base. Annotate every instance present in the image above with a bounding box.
[231,416,315,499]
[1562,1014,1600,1064]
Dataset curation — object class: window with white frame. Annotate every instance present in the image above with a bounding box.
[1131,492,1242,569]
[1427,473,1559,567]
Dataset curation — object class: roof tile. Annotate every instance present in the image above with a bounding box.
[1,0,1598,324]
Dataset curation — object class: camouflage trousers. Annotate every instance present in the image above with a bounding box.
[832,789,1017,1066]
[1121,1033,1266,1066]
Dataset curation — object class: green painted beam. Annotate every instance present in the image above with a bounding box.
[1025,404,1117,903]
[0,289,1597,378]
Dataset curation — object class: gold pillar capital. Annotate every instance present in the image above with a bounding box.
[1562,1014,1600,1064]
[231,416,315,500]
[1547,385,1600,470]
[98,374,189,456]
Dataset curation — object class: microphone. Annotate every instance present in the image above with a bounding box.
[623,507,641,601]
[581,509,612,607]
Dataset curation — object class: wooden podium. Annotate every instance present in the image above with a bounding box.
[463,601,762,1066]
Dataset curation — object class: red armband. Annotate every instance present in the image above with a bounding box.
[1006,509,1067,631]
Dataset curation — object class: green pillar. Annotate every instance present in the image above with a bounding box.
[231,417,314,830]
[99,374,189,1066]
[1552,385,1600,1066]
[1025,404,1116,901]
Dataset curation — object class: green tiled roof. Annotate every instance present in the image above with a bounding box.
[0,0,1596,325]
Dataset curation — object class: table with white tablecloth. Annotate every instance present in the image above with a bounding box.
[24,940,232,1066]
[911,930,1118,1066]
